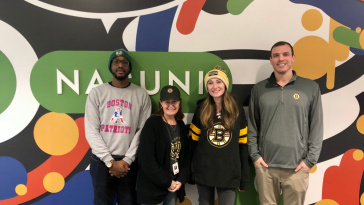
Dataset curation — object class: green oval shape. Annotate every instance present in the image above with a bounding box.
[30,51,231,113]
[0,51,16,114]
[333,26,362,49]
[227,0,254,15]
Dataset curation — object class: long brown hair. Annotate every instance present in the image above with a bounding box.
[154,100,185,121]
[200,91,239,133]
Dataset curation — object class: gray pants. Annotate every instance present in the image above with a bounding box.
[196,183,236,205]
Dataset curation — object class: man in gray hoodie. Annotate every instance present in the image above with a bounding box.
[85,49,151,205]
[247,41,323,205]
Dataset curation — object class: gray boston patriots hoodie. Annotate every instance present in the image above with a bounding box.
[247,70,323,168]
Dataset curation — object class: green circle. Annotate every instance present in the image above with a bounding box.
[0,50,16,114]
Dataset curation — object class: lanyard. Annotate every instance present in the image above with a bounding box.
[162,116,178,141]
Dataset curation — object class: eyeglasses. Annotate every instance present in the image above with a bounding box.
[112,59,129,67]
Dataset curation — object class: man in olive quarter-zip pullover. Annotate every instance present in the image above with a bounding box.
[247,41,323,205]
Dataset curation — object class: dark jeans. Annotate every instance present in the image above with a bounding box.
[90,154,138,205]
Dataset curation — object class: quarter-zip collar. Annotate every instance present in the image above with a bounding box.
[268,70,297,86]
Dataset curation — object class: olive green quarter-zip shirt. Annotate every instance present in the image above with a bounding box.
[247,70,323,168]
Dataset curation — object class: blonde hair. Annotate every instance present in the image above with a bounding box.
[200,89,239,133]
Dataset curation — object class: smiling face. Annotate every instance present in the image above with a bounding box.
[270,44,295,75]
[206,78,226,100]
[160,99,180,117]
[110,56,130,81]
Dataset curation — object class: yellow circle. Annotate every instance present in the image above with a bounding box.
[177,197,192,205]
[315,199,339,205]
[293,37,334,81]
[360,31,364,50]
[302,9,323,31]
[34,112,79,156]
[15,184,27,195]
[360,192,364,205]
[43,172,65,193]
[358,115,364,134]
[353,150,364,161]
[310,165,317,173]
[356,27,362,33]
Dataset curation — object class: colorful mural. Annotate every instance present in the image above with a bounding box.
[0,0,364,204]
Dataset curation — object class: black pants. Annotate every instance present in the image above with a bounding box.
[196,183,236,205]
[90,154,138,205]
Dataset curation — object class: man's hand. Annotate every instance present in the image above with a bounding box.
[295,161,310,172]
[238,188,245,192]
[254,157,268,167]
[109,160,130,178]
[168,181,182,192]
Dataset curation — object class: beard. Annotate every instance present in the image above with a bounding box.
[112,68,130,81]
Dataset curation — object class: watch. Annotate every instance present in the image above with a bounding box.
[106,161,113,168]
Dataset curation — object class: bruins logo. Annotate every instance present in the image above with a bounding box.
[207,123,232,148]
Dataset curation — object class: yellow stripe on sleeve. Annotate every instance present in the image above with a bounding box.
[190,123,201,135]
[239,136,247,144]
[239,126,247,136]
[190,131,200,141]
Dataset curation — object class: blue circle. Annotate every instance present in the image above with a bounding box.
[0,157,27,200]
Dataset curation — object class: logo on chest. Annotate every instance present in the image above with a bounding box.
[293,93,300,100]
[207,123,232,148]
[110,107,125,124]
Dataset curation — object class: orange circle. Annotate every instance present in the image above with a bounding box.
[43,172,65,193]
[356,27,362,33]
[315,199,339,205]
[293,37,333,80]
[360,192,364,205]
[353,150,364,161]
[360,31,364,50]
[310,165,317,173]
[302,9,323,31]
[357,115,364,135]
[15,184,27,195]
[177,197,192,205]
[34,112,79,155]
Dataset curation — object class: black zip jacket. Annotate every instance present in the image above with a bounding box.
[137,115,191,204]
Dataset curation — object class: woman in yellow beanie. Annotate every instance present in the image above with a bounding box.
[189,66,250,205]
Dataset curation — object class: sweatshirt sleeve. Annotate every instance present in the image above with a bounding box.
[138,117,173,189]
[303,84,323,168]
[84,89,113,164]
[189,106,202,157]
[238,108,250,190]
[124,90,152,165]
[247,86,262,163]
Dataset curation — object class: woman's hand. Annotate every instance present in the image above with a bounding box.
[168,181,182,192]
[168,181,177,191]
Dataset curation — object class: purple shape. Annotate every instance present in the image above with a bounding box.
[31,171,94,205]
[350,47,364,55]
[136,6,177,51]
[0,157,28,200]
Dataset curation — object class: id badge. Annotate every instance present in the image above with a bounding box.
[172,162,179,175]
